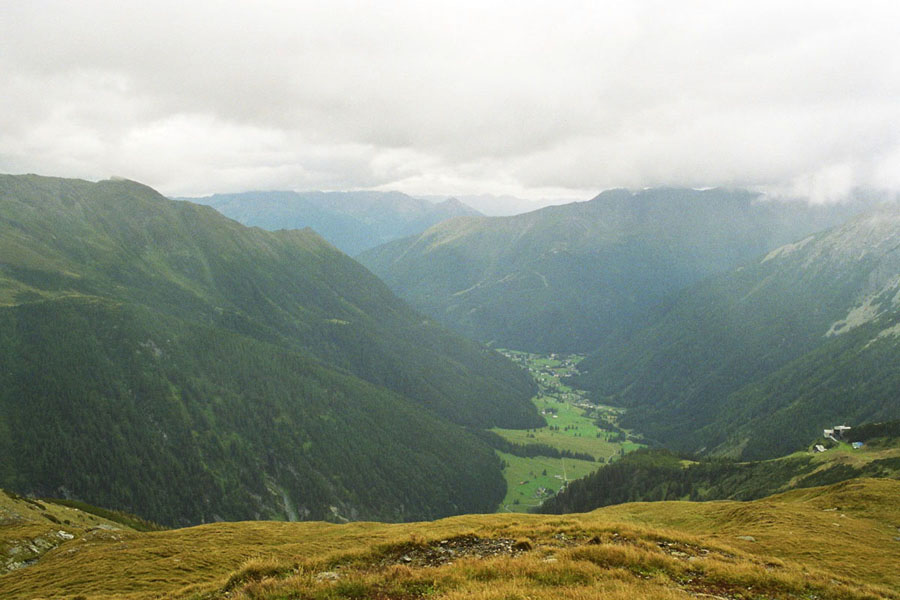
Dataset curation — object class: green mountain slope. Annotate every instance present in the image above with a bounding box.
[539,425,900,514]
[0,174,537,429]
[0,298,507,525]
[0,174,538,525]
[185,190,481,255]
[576,208,900,457]
[359,188,868,352]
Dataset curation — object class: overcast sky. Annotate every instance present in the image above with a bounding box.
[2,1,899,203]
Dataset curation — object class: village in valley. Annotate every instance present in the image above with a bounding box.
[489,353,882,513]
[492,350,643,512]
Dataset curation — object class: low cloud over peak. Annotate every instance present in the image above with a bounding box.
[2,1,899,202]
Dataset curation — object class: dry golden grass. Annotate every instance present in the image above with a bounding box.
[1,478,898,599]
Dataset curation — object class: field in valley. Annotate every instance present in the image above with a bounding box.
[492,351,644,511]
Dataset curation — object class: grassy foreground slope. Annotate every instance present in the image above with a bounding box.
[1,479,898,599]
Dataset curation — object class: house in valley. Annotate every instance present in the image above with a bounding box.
[823,425,851,442]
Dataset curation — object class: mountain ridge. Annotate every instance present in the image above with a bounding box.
[360,187,874,352]
[575,206,900,458]
[0,173,538,525]
[182,189,482,255]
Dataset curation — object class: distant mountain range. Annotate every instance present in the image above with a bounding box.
[360,188,873,352]
[576,207,900,459]
[416,194,579,216]
[0,174,538,526]
[181,190,481,255]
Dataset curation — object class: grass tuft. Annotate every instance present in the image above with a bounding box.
[223,557,295,591]
[512,538,533,551]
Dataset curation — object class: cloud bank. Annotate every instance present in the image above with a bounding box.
[1,0,899,201]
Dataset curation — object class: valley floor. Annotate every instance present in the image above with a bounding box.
[492,351,643,511]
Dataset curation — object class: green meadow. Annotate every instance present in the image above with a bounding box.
[492,351,644,512]
[496,452,598,511]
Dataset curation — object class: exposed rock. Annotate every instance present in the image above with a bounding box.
[378,535,529,568]
[2,533,65,573]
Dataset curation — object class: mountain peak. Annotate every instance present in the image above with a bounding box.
[360,187,869,353]
[432,196,482,215]
[181,189,481,254]
[0,173,539,526]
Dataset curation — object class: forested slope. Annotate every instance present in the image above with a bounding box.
[539,429,900,515]
[360,188,868,352]
[576,209,900,457]
[0,174,538,525]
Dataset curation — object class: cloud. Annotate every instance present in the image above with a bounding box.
[1,0,899,201]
